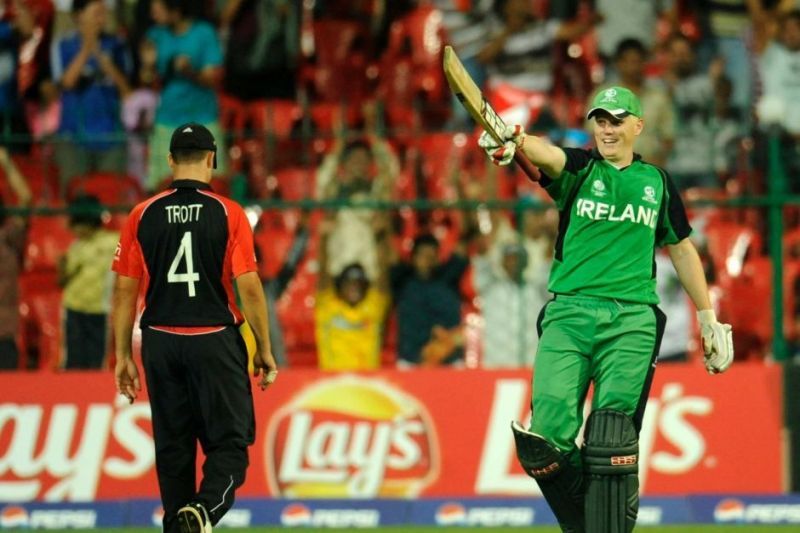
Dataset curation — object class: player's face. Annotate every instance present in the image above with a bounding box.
[593,114,643,163]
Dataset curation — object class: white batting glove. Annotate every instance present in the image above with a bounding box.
[697,309,733,374]
[477,125,525,166]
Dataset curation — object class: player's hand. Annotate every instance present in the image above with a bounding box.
[252,348,278,391]
[697,310,733,374]
[477,124,525,166]
[115,355,141,404]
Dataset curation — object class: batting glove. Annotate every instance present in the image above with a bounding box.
[697,309,733,374]
[478,125,525,166]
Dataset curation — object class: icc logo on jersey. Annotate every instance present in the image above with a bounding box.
[642,186,658,205]
[591,179,607,197]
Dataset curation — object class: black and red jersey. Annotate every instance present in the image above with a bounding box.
[112,179,257,328]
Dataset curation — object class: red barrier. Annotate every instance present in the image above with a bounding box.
[0,363,784,501]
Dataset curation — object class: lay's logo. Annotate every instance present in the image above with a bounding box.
[266,376,440,498]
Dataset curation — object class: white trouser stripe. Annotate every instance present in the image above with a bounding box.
[210,475,234,513]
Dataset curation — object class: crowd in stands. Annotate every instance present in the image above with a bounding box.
[0,0,799,371]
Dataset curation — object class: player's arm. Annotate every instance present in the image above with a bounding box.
[668,238,733,374]
[236,271,277,390]
[112,274,141,403]
[667,238,712,312]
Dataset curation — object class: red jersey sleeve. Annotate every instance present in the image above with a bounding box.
[112,204,145,278]
[229,204,258,277]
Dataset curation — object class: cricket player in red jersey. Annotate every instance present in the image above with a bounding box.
[111,123,277,533]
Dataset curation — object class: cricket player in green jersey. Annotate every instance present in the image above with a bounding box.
[478,86,733,533]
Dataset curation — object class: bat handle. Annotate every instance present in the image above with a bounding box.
[513,152,541,182]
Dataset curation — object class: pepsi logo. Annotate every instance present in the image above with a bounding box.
[435,502,466,525]
[281,503,312,526]
[0,506,29,528]
[715,498,746,522]
[151,506,165,526]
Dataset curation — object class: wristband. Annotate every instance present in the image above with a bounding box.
[697,309,716,325]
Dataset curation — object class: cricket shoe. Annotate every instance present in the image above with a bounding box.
[177,502,212,533]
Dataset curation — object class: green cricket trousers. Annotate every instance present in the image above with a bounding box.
[530,294,666,465]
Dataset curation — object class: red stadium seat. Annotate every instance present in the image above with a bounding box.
[23,215,74,272]
[1,154,59,204]
[220,94,301,142]
[703,222,762,284]
[414,132,470,200]
[271,166,315,201]
[277,264,318,367]
[304,20,370,108]
[254,213,297,280]
[66,172,145,206]
[18,272,63,369]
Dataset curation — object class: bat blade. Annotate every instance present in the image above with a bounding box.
[442,45,540,181]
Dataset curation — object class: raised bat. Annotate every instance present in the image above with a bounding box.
[442,45,540,181]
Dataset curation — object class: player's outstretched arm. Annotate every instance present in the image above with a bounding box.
[478,125,567,178]
[667,238,733,374]
[236,271,278,390]
[112,274,141,403]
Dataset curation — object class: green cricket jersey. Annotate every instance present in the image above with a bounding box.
[542,148,691,304]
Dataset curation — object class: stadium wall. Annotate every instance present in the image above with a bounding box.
[0,363,790,527]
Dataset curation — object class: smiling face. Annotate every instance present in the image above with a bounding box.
[592,112,643,165]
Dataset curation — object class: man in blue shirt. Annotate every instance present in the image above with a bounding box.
[51,0,131,190]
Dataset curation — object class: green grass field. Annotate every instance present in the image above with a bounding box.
[34,525,800,533]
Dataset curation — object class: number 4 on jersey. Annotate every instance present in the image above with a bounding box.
[168,231,200,297]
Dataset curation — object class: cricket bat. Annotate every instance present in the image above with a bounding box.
[442,45,540,181]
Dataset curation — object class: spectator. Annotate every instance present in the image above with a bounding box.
[757,9,800,190]
[691,0,788,111]
[710,76,744,180]
[314,213,391,371]
[0,0,36,153]
[590,38,675,167]
[315,104,399,280]
[143,0,226,190]
[477,0,597,126]
[390,232,469,366]
[594,0,676,65]
[258,211,310,367]
[0,147,32,370]
[758,10,800,136]
[51,0,131,189]
[474,237,550,368]
[219,0,300,102]
[663,33,726,189]
[58,194,118,369]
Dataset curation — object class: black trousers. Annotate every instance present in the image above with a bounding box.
[142,326,255,533]
[0,337,19,370]
[64,309,107,369]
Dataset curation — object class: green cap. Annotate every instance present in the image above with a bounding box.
[586,86,642,120]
